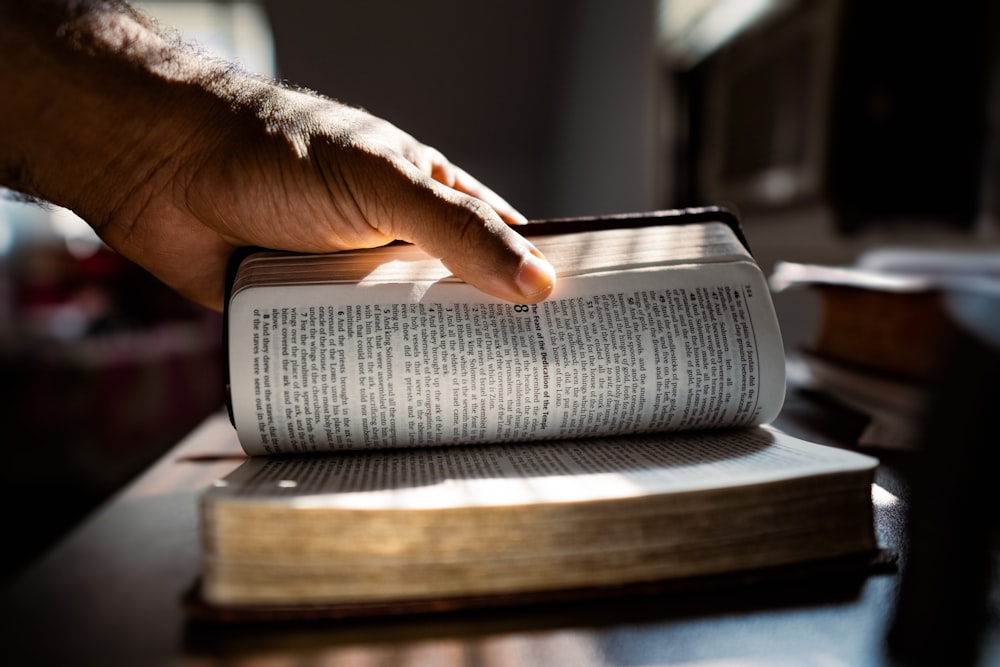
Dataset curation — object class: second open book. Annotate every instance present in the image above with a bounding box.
[195,208,882,616]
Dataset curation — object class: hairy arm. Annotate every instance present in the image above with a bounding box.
[0,1,555,310]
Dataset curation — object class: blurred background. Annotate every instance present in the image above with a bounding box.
[2,0,997,578]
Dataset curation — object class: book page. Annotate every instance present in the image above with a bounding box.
[205,427,877,509]
[229,257,785,455]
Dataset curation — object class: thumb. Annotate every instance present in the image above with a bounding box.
[383,177,556,304]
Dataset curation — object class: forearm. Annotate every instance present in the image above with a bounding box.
[0,1,234,226]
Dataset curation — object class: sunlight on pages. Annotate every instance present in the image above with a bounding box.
[281,471,646,510]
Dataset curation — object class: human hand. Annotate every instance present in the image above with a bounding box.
[0,2,556,311]
[100,84,557,310]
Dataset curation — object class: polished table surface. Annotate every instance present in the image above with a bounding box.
[0,388,947,667]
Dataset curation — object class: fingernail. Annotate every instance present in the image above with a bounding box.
[515,252,556,300]
[509,210,529,225]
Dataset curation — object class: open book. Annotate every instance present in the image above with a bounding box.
[194,208,883,619]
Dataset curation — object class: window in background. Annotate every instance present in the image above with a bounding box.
[662,0,993,234]
[658,0,794,69]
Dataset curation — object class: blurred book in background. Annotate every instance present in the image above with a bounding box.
[769,247,1000,449]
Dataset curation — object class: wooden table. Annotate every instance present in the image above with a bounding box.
[0,390,945,666]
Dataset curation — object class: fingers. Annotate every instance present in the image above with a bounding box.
[403,141,528,228]
[450,165,529,227]
[381,167,555,303]
[429,158,528,227]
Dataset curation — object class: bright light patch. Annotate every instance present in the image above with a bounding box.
[871,484,900,509]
